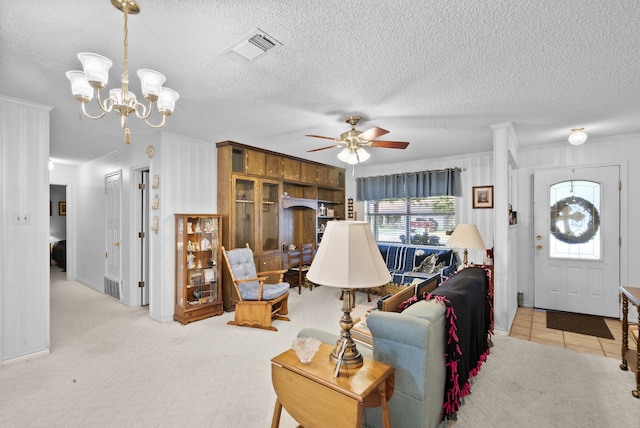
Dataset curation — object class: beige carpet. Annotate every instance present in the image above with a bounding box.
[0,268,638,427]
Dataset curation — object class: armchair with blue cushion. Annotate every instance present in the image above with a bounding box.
[221,244,290,331]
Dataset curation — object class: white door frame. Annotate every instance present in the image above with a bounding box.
[533,164,621,317]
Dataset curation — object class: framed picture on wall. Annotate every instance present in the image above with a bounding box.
[59,201,67,216]
[472,186,493,209]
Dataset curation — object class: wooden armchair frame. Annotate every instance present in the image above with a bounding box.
[222,244,290,331]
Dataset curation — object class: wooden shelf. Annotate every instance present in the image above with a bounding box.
[282,197,317,210]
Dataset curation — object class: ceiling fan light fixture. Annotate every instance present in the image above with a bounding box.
[356,147,370,162]
[568,128,587,145]
[337,147,370,165]
[338,148,358,165]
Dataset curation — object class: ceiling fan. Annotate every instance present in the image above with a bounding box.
[306,115,409,164]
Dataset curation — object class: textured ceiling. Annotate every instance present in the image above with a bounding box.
[1,1,639,167]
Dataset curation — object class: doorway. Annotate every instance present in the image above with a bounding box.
[135,169,150,306]
[533,165,620,317]
[49,184,67,272]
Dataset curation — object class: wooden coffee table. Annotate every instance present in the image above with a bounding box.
[271,342,394,428]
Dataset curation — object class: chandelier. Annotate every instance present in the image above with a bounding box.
[66,0,179,144]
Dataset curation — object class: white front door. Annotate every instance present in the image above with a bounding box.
[533,165,620,317]
[105,171,122,297]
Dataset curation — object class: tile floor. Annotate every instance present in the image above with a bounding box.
[509,307,634,359]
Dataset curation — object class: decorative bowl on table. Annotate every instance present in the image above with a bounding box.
[291,337,321,363]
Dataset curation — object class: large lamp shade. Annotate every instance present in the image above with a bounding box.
[447,224,486,265]
[307,221,391,288]
[306,221,390,370]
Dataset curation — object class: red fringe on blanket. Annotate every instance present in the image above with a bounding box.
[399,266,494,421]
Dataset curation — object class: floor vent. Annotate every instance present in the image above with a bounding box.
[104,276,122,301]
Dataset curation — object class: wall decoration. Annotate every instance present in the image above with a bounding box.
[472,186,493,209]
[59,201,67,216]
[550,196,600,244]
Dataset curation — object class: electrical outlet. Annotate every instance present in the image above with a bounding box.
[13,212,30,225]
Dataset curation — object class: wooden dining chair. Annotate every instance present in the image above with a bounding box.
[286,243,315,294]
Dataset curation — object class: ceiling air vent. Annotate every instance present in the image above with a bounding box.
[224,29,283,65]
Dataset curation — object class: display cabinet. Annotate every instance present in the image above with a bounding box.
[174,214,223,324]
[217,141,345,310]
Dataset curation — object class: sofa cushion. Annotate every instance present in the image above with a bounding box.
[413,253,436,273]
[378,243,457,285]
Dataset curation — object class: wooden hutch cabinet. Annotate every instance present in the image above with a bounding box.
[217,141,345,311]
[174,214,223,324]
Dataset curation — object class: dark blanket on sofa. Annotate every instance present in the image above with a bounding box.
[399,266,493,420]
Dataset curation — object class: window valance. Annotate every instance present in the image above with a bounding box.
[355,168,462,201]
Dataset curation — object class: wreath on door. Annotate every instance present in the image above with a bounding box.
[550,196,600,244]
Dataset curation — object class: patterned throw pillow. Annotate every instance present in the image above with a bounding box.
[413,253,436,273]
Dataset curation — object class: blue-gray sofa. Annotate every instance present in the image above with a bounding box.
[299,267,492,428]
[377,243,457,284]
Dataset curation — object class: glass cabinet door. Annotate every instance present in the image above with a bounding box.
[233,178,256,249]
[261,180,281,251]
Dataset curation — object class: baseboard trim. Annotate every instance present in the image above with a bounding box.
[2,348,50,365]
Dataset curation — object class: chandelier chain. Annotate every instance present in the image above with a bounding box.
[122,9,129,84]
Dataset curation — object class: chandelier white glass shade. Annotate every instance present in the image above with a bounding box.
[568,128,587,146]
[337,147,370,164]
[66,0,179,144]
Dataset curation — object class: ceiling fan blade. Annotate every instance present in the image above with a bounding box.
[307,144,341,152]
[358,126,389,141]
[305,134,338,141]
[369,140,410,149]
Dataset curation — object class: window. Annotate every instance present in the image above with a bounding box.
[365,197,456,246]
[549,180,601,260]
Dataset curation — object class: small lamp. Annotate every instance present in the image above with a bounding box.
[568,128,587,146]
[446,224,486,265]
[306,221,391,369]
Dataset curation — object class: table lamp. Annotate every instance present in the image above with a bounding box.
[306,221,391,369]
[446,224,486,265]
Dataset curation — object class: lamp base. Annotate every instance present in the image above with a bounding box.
[331,288,363,370]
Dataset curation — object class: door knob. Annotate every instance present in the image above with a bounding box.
[536,235,542,240]
[536,245,542,250]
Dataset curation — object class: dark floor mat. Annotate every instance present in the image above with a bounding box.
[546,311,614,339]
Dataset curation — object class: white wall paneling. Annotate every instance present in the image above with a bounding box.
[152,132,216,322]
[0,96,52,362]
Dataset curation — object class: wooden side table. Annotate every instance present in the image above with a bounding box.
[619,285,640,398]
[271,342,395,428]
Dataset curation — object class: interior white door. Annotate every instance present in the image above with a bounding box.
[140,170,149,306]
[533,166,620,317]
[105,171,122,293]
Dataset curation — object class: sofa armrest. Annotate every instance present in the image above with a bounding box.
[366,301,447,428]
